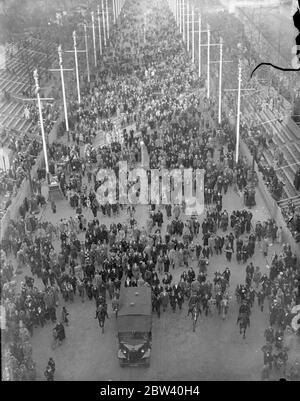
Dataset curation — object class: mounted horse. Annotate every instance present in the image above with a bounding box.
[95,304,109,333]
[221,297,229,320]
[152,293,161,317]
[192,304,200,332]
[237,312,250,339]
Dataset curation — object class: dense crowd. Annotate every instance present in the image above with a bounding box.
[205,8,299,241]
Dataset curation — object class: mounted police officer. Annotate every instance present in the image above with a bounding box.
[187,293,200,316]
[238,300,250,317]
[44,358,55,381]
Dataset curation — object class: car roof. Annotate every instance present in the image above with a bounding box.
[118,287,152,317]
[117,287,152,333]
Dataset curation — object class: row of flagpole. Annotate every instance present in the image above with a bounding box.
[168,0,242,163]
[31,0,243,190]
[31,0,125,185]
[172,0,223,121]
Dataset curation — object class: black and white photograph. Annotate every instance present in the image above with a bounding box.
[0,0,300,383]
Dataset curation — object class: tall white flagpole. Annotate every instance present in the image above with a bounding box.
[192,7,194,63]
[174,0,176,23]
[113,0,116,24]
[97,5,103,56]
[183,0,185,42]
[91,12,97,67]
[33,69,49,183]
[218,37,223,125]
[83,24,90,82]
[73,31,81,104]
[106,0,109,40]
[198,13,201,77]
[58,45,69,134]
[207,23,210,98]
[236,60,242,164]
[179,0,182,34]
[187,0,189,51]
[102,0,107,47]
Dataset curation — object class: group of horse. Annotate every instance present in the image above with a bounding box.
[93,277,252,338]
[95,296,110,333]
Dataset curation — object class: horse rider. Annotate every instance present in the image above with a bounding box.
[95,303,109,320]
[223,267,231,285]
[239,300,250,317]
[187,293,200,316]
[96,295,107,309]
[112,294,119,314]
[215,291,223,315]
[237,301,251,327]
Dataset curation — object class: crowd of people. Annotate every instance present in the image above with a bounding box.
[205,7,300,242]
[1,0,300,381]
[0,102,60,222]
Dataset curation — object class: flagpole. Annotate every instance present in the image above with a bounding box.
[218,36,223,124]
[183,0,185,42]
[187,0,189,51]
[73,31,81,103]
[102,0,107,47]
[106,0,109,40]
[207,23,210,98]
[58,45,69,135]
[179,0,182,34]
[97,5,103,56]
[192,6,195,63]
[91,11,97,67]
[33,69,49,184]
[198,13,201,77]
[83,24,90,82]
[236,60,242,164]
[113,0,116,24]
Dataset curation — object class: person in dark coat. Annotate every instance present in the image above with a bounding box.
[225,245,233,262]
[44,364,55,381]
[61,306,69,326]
[55,322,66,342]
[169,291,177,312]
